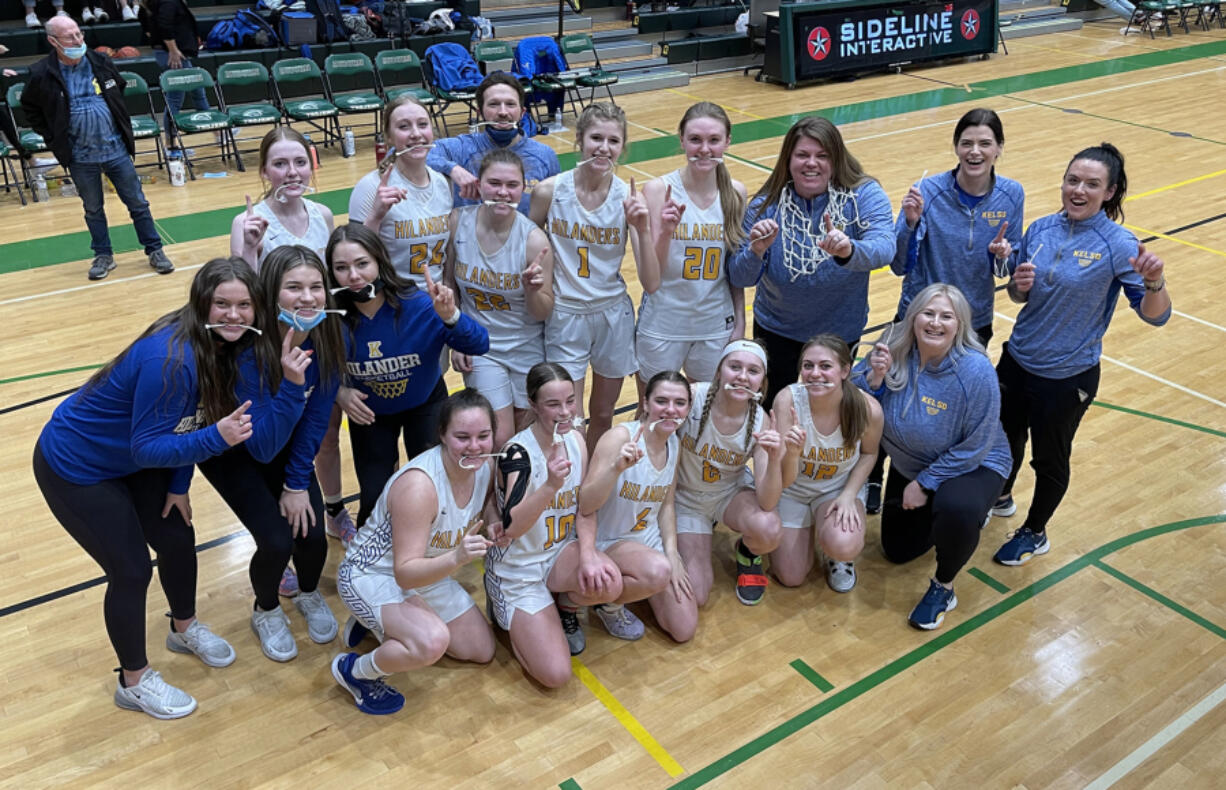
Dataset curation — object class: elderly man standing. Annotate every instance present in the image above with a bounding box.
[21,16,173,280]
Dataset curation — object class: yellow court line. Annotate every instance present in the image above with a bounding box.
[1124,224,1226,259]
[1126,169,1226,202]
[664,88,768,121]
[571,657,686,778]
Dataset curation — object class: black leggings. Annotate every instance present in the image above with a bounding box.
[996,344,1099,535]
[880,464,1004,584]
[198,446,327,611]
[33,442,197,672]
[349,377,447,527]
[754,323,860,409]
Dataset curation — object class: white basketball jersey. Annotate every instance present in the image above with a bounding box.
[781,383,860,501]
[675,382,762,508]
[254,198,331,270]
[595,421,679,544]
[547,170,629,312]
[350,167,452,290]
[636,170,735,341]
[342,446,490,577]
[453,205,545,355]
[487,427,584,575]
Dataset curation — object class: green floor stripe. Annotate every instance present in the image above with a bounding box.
[669,514,1226,789]
[967,567,1011,594]
[558,779,583,790]
[0,364,102,386]
[7,39,1226,273]
[1093,400,1226,439]
[1094,559,1226,640]
[723,151,771,173]
[789,659,834,692]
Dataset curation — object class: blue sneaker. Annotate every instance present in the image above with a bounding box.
[331,653,404,715]
[993,527,1050,566]
[990,494,1017,517]
[342,615,382,648]
[909,579,957,630]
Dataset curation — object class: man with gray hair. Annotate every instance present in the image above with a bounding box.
[20,16,173,280]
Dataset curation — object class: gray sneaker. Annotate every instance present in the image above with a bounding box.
[148,248,174,274]
[825,559,857,593]
[114,669,197,719]
[251,606,298,662]
[559,606,585,655]
[293,590,339,643]
[165,619,236,667]
[593,604,644,641]
[87,254,116,280]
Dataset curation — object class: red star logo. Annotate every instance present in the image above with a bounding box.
[807,26,831,61]
[961,9,980,39]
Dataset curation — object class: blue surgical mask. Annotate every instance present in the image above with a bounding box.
[486,125,519,145]
[62,43,88,60]
[277,306,343,332]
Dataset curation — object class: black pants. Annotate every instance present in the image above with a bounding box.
[33,442,197,671]
[996,344,1099,535]
[349,377,447,527]
[754,323,860,409]
[198,446,327,611]
[880,464,1004,584]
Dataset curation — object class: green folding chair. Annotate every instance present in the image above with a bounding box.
[118,71,166,171]
[271,58,341,148]
[324,52,386,135]
[158,67,243,179]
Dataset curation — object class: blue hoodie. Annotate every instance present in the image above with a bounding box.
[427,130,560,215]
[728,180,896,344]
[853,347,1011,490]
[344,288,490,415]
[1006,209,1170,379]
[39,327,236,494]
[234,337,338,491]
[891,169,1024,329]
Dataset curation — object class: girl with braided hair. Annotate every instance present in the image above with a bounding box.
[673,340,785,607]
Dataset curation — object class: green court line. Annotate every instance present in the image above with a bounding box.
[789,659,835,692]
[6,39,1226,273]
[1093,400,1226,439]
[558,779,583,790]
[1093,559,1226,640]
[668,514,1226,789]
[966,567,1011,594]
[0,364,102,386]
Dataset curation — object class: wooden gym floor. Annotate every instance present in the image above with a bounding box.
[2,17,1225,789]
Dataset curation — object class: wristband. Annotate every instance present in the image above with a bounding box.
[443,308,461,326]
[1143,277,1165,293]
[282,484,307,494]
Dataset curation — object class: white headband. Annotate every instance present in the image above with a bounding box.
[720,340,768,370]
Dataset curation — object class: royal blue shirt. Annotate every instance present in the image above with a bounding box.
[728,180,896,344]
[38,327,230,494]
[891,169,1024,329]
[1006,209,1170,379]
[344,289,489,414]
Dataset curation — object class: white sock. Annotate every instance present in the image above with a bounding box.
[597,603,622,613]
[324,494,343,505]
[352,652,386,680]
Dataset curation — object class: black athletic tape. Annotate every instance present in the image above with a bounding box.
[497,443,532,533]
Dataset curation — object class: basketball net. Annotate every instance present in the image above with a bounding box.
[778,185,870,282]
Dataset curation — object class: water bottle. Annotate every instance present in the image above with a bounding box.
[304,134,321,170]
[34,174,50,202]
[60,178,78,198]
[167,152,186,187]
[374,131,387,165]
[552,108,565,132]
[342,127,356,158]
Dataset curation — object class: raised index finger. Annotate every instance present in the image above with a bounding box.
[664,183,672,204]
[633,422,646,443]
[422,264,436,292]
[380,165,391,187]
[230,400,252,419]
[629,176,636,197]
[993,220,1009,242]
[824,213,834,232]
[245,194,253,215]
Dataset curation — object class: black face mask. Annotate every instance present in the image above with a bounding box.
[334,278,385,306]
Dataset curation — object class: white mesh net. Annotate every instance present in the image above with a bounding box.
[778,185,871,282]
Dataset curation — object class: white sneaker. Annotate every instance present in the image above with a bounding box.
[293,590,339,644]
[251,606,298,662]
[82,6,95,22]
[122,4,137,19]
[165,619,237,667]
[114,669,197,719]
[825,559,857,593]
[25,12,40,27]
[593,604,644,640]
[92,7,108,22]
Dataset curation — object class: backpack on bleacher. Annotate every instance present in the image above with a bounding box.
[424,42,482,94]
[206,9,282,51]
[304,0,348,42]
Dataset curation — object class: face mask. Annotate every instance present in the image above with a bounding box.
[62,43,88,60]
[277,306,343,332]
[331,278,384,305]
[486,125,519,145]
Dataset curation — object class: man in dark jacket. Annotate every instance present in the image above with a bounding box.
[21,16,173,280]
[149,0,208,151]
